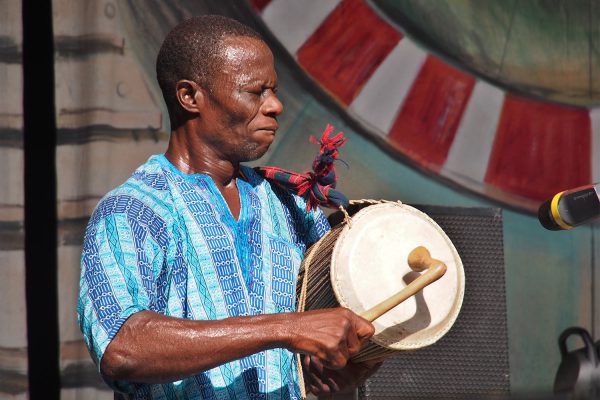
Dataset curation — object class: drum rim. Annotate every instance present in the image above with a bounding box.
[330,202,465,350]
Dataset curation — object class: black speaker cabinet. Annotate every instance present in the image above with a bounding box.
[358,206,510,399]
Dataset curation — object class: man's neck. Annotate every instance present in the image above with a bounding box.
[165,127,240,189]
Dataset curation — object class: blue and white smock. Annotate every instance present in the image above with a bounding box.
[78,154,330,399]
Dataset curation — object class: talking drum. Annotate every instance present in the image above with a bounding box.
[297,201,465,363]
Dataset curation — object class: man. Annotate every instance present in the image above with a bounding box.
[79,15,379,399]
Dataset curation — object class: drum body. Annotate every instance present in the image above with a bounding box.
[297,202,465,362]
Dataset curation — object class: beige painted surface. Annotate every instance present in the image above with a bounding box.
[0,251,27,348]
[59,245,85,343]
[53,0,124,49]
[0,63,23,130]
[56,139,167,207]
[0,0,22,46]
[0,0,25,396]
[0,148,24,207]
[61,387,114,400]
[55,54,161,130]
[0,394,28,400]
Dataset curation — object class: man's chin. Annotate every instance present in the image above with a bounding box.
[238,143,271,163]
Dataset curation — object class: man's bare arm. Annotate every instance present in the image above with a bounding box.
[101,308,374,383]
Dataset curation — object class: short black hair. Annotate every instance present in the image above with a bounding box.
[156,15,263,126]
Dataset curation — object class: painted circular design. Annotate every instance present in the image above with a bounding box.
[251,0,599,212]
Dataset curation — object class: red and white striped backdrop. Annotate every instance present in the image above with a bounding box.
[249,0,600,211]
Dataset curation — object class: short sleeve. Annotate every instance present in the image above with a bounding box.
[77,194,168,391]
[287,192,331,247]
[304,206,331,246]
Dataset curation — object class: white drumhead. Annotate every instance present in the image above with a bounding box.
[330,203,464,350]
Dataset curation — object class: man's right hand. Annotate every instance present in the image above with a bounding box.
[285,308,375,369]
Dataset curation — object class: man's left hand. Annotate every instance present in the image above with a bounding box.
[301,354,384,396]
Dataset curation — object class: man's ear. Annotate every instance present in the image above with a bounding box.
[175,80,205,113]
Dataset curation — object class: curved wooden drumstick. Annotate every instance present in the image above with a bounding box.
[359,246,447,322]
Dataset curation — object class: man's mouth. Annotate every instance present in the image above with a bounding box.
[257,125,278,134]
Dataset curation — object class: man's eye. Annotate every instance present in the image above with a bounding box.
[248,87,276,96]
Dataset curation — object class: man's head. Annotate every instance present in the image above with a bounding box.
[157,15,283,163]
[156,15,263,127]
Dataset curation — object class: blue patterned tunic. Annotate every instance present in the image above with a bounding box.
[78,154,330,399]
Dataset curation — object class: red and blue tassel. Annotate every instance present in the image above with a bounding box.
[256,124,349,211]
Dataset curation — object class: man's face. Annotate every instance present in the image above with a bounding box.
[199,36,283,163]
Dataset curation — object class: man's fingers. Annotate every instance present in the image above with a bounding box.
[345,328,361,355]
[308,355,324,374]
[325,374,343,393]
[323,348,349,370]
[307,371,326,393]
[303,356,331,395]
[301,354,311,370]
[304,356,348,395]
[354,316,375,344]
[303,355,381,396]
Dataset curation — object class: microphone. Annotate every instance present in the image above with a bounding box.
[538,183,600,230]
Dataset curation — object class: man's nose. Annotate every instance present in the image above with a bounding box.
[262,91,283,116]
